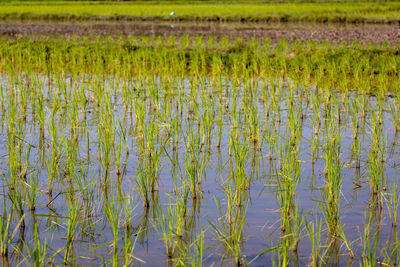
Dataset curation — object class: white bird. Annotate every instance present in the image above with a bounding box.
[170,12,176,16]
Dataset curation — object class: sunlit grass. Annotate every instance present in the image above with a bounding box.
[0,1,400,22]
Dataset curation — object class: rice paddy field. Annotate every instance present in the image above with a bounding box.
[0,1,400,267]
[1,0,400,23]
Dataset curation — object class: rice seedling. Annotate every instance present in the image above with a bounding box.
[367,107,388,207]
[46,108,62,195]
[305,218,323,267]
[318,99,353,257]
[183,128,205,200]
[157,193,186,261]
[63,199,81,264]
[209,184,248,266]
[349,98,361,169]
[174,229,204,267]
[362,207,381,266]
[24,173,39,211]
[121,196,144,266]
[269,94,304,264]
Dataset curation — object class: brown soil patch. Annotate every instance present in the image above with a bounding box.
[1,20,400,44]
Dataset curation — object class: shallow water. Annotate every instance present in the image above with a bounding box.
[0,73,399,266]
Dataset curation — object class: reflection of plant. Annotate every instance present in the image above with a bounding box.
[383,179,399,227]
[175,229,204,267]
[122,197,144,266]
[0,202,25,257]
[134,113,170,208]
[64,200,80,264]
[305,218,322,267]
[209,188,247,266]
[21,223,47,267]
[104,196,120,266]
[368,108,387,203]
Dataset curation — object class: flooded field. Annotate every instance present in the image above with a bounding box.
[0,73,399,266]
[0,37,399,266]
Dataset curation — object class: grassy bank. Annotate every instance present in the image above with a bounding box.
[1,1,400,23]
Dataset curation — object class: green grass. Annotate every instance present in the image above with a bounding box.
[1,1,400,23]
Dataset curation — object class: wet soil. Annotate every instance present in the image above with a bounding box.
[1,20,400,44]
